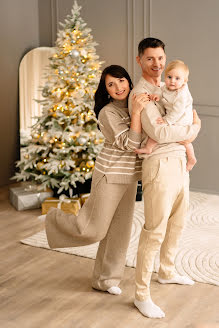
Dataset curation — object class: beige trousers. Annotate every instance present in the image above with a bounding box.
[135,157,189,301]
[45,169,137,291]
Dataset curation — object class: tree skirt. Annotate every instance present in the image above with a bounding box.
[21,191,219,286]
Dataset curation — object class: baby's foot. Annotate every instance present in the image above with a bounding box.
[186,157,197,171]
[134,297,165,318]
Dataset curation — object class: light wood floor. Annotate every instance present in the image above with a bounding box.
[0,183,219,328]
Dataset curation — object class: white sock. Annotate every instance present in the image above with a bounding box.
[38,214,46,222]
[134,297,165,318]
[158,274,194,285]
[107,286,122,295]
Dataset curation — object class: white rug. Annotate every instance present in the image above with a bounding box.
[21,191,219,287]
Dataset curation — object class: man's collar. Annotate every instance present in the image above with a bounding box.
[139,77,164,94]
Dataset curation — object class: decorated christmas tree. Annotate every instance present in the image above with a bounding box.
[13,1,104,196]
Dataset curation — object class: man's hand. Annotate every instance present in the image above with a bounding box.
[180,110,201,144]
[192,109,201,126]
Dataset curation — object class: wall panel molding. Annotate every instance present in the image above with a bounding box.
[51,0,58,45]
[127,0,133,79]
[127,0,151,84]
[194,104,219,118]
[143,0,151,37]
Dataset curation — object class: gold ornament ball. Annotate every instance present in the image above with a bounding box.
[55,142,62,149]
[79,161,87,171]
[36,162,44,170]
[86,160,95,168]
[42,133,50,143]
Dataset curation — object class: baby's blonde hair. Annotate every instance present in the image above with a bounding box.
[165,60,189,82]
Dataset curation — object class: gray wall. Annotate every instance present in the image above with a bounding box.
[0,0,53,186]
[1,0,219,194]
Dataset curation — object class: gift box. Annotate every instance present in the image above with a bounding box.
[41,196,81,215]
[10,186,53,211]
[79,193,90,206]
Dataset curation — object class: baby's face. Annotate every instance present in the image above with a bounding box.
[165,68,186,91]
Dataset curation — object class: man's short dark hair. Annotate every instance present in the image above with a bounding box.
[138,37,165,57]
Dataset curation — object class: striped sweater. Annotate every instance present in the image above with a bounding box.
[94,99,142,184]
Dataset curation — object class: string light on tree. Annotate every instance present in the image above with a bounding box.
[13,1,104,195]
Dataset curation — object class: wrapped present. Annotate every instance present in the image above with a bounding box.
[79,193,90,206]
[10,185,53,211]
[41,195,81,215]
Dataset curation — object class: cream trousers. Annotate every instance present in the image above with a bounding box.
[135,156,189,301]
[45,169,137,291]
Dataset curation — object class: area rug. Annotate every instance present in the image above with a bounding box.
[21,191,219,286]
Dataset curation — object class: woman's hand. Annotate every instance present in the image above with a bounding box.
[132,93,150,115]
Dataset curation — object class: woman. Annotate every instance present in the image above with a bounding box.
[44,65,149,295]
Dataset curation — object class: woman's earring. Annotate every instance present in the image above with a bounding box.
[108,94,110,99]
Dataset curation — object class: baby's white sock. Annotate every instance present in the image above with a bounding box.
[158,274,194,285]
[134,297,165,318]
[38,214,46,222]
[107,286,122,295]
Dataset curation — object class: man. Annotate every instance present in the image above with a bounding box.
[128,38,201,319]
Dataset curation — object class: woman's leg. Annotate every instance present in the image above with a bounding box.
[45,172,128,248]
[92,181,137,291]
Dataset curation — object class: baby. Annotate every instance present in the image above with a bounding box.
[138,60,196,171]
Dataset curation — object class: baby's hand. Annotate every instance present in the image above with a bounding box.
[156,117,166,124]
[149,94,160,101]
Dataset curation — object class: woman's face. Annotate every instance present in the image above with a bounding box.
[105,75,130,101]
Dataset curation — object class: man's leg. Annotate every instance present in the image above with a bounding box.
[134,157,186,318]
[92,182,137,293]
[158,158,194,285]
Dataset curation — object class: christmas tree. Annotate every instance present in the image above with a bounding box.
[13,1,104,196]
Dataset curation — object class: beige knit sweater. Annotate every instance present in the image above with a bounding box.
[94,99,142,184]
[129,77,200,160]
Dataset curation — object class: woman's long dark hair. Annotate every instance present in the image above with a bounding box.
[94,65,133,118]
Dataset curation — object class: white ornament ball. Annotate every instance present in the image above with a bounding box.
[78,137,87,145]
[70,50,79,58]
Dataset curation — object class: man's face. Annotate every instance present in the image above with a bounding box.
[137,47,166,80]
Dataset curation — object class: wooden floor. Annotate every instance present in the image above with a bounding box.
[0,183,219,328]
